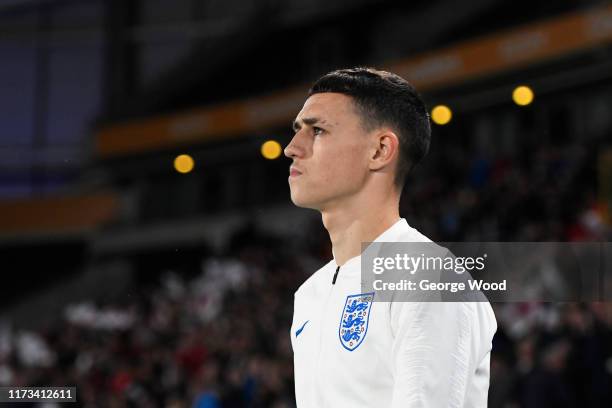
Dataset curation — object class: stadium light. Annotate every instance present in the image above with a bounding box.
[261,140,282,160]
[431,105,452,125]
[512,85,534,106]
[174,154,195,173]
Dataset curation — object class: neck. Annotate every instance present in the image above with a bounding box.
[321,193,400,266]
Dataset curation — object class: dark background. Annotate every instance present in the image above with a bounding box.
[1,0,612,406]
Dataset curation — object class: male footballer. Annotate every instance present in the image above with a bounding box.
[284,67,497,407]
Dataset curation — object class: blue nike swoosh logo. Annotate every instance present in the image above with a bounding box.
[295,320,309,338]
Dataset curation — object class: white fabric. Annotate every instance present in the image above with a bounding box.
[291,218,497,407]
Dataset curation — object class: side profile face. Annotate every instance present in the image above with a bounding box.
[284,92,374,210]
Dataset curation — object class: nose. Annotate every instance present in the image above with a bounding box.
[284,131,304,159]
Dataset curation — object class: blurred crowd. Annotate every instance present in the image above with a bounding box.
[404,141,609,242]
[0,236,314,407]
[1,136,611,407]
[490,301,612,407]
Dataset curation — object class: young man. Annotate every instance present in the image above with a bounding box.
[284,67,497,407]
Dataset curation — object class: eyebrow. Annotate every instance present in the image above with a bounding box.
[292,117,328,132]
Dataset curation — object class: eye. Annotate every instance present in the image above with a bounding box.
[313,126,324,136]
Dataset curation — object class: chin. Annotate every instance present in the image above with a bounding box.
[290,191,320,210]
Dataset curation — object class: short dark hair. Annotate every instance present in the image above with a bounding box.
[308,67,431,192]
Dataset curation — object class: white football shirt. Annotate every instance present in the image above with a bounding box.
[290,218,497,407]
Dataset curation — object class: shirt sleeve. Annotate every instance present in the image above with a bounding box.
[389,300,494,407]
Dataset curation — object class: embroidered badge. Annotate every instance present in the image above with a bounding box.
[338,292,374,351]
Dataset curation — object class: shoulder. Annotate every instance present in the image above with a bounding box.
[397,221,434,243]
[294,258,334,298]
[395,222,451,259]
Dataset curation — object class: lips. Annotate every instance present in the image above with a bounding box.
[289,166,303,177]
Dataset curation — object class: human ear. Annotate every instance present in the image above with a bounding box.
[369,130,399,171]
